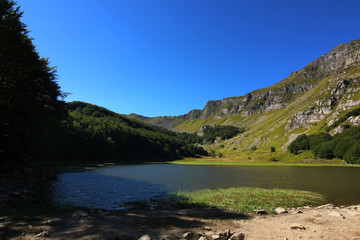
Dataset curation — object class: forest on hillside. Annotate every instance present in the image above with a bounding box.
[58,102,208,161]
[0,1,208,168]
[288,126,360,164]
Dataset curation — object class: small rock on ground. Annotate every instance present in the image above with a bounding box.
[290,224,306,230]
[36,230,50,237]
[183,232,194,239]
[212,234,221,240]
[230,233,245,240]
[255,209,268,215]
[275,207,287,214]
[138,234,151,240]
[317,203,335,209]
[72,210,88,217]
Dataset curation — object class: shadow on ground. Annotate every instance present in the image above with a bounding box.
[1,207,250,240]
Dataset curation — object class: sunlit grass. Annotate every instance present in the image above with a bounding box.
[172,187,326,213]
[169,158,354,167]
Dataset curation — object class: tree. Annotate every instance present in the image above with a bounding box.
[288,134,310,154]
[344,144,360,164]
[0,1,66,166]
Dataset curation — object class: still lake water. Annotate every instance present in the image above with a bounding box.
[52,164,360,209]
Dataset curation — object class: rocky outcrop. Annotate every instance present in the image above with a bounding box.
[176,82,316,120]
[286,107,333,131]
[348,115,360,126]
[174,39,360,123]
[129,39,360,135]
[309,39,360,73]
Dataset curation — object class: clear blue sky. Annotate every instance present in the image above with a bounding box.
[17,0,360,117]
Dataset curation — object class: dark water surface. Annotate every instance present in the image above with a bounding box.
[52,164,360,209]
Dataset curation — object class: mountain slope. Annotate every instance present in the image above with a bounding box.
[53,101,207,161]
[128,39,360,161]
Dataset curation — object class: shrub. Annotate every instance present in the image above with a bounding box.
[344,145,360,164]
[288,126,360,164]
[288,134,310,154]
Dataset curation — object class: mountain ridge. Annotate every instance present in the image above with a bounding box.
[127,39,360,161]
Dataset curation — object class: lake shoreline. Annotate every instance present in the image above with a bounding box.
[168,157,360,167]
[2,161,360,239]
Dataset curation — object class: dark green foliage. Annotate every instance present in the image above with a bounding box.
[209,149,216,158]
[202,125,245,143]
[288,134,310,154]
[344,145,360,164]
[315,142,335,159]
[333,138,354,159]
[217,152,224,158]
[0,1,66,166]
[58,102,207,161]
[309,133,332,157]
[270,146,276,152]
[288,127,360,164]
[251,146,257,151]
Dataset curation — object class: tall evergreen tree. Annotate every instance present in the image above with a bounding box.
[0,0,66,166]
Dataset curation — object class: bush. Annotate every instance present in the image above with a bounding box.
[288,126,360,164]
[209,149,216,158]
[270,146,276,152]
[288,134,310,154]
[315,143,335,159]
[344,145,360,164]
[333,138,354,159]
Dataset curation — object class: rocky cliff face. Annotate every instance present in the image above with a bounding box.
[128,39,360,141]
[172,39,360,123]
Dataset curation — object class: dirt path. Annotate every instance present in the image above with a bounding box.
[1,204,360,240]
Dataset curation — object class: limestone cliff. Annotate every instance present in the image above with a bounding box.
[127,39,360,157]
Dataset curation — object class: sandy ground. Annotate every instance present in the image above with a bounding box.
[1,204,360,240]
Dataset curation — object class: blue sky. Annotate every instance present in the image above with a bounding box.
[17,0,360,117]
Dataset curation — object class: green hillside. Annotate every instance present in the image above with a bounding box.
[128,39,360,163]
[57,101,207,162]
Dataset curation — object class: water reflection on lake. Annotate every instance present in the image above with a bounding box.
[52,164,360,209]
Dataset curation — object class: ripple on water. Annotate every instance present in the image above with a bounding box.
[52,171,168,210]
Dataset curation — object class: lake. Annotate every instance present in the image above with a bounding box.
[52,164,360,210]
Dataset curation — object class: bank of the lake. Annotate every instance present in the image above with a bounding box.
[52,163,360,209]
[2,161,360,239]
[168,157,360,167]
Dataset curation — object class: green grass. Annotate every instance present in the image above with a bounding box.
[172,187,326,213]
[169,158,357,167]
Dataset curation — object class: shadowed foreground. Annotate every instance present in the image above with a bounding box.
[1,205,360,240]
